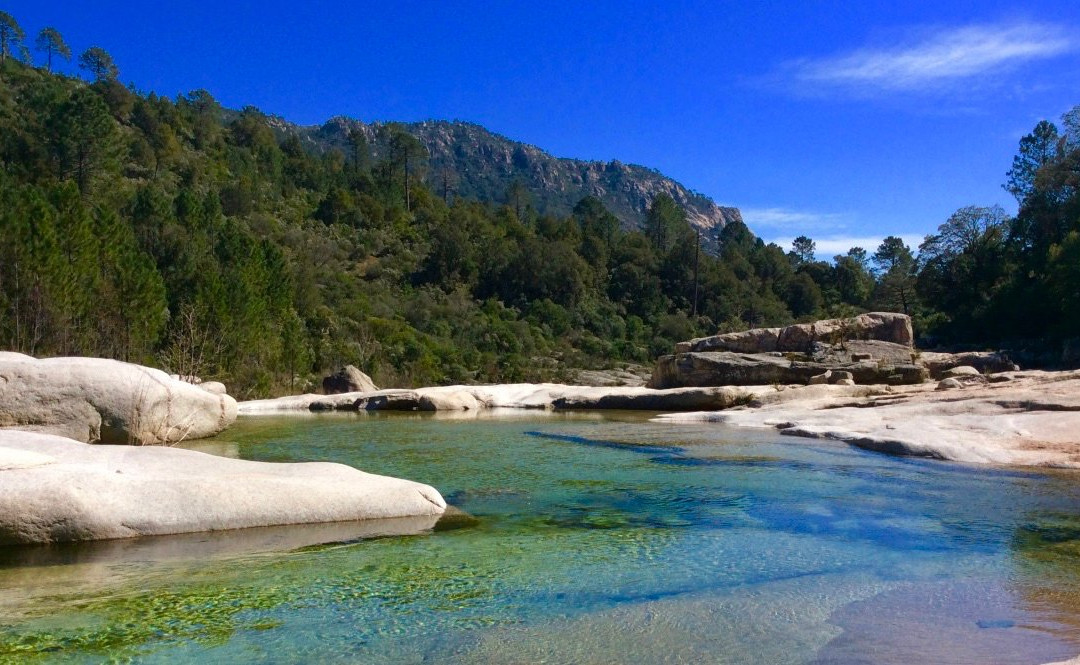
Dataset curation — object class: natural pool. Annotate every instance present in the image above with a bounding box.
[2,411,1080,664]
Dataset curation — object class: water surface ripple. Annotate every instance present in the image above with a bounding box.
[1,412,1079,664]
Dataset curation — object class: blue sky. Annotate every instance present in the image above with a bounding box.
[8,1,1080,256]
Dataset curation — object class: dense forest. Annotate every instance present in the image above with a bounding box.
[1,14,1078,396]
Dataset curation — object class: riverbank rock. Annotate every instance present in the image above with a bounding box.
[322,365,379,394]
[655,370,1080,468]
[239,383,765,414]
[0,429,446,545]
[652,313,1024,389]
[936,366,989,390]
[919,351,1018,378]
[570,366,650,387]
[676,312,914,355]
[648,351,927,389]
[0,355,237,444]
[347,388,479,412]
[654,315,926,389]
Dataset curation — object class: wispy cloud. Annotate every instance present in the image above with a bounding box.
[774,21,1073,97]
[742,207,925,257]
[740,207,850,233]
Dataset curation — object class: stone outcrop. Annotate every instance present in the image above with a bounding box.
[649,350,927,389]
[676,312,914,354]
[935,366,989,390]
[0,354,237,444]
[240,383,767,414]
[918,351,1018,378]
[0,429,446,545]
[322,365,378,394]
[653,314,1020,389]
[570,366,650,387]
[351,389,480,412]
[655,370,1080,468]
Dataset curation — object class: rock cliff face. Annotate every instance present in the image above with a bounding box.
[288,117,741,238]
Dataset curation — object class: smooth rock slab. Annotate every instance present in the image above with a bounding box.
[241,384,764,414]
[0,430,446,545]
[655,370,1080,468]
[0,355,237,444]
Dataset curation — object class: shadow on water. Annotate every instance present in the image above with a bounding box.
[0,515,444,569]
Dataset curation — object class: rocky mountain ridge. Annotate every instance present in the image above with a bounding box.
[276,115,741,237]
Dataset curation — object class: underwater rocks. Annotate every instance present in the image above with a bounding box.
[0,429,446,545]
[0,353,237,444]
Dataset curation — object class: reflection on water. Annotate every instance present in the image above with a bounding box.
[1,412,1079,663]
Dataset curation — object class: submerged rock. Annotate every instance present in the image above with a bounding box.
[0,429,446,545]
[0,354,237,444]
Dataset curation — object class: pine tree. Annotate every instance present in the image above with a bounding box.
[35,27,70,72]
[0,11,24,67]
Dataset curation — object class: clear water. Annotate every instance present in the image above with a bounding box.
[2,411,1080,664]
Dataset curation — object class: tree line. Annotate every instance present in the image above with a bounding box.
[0,12,1076,397]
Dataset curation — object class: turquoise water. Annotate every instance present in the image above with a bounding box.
[2,411,1080,663]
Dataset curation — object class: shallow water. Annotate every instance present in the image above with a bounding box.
[2,411,1080,663]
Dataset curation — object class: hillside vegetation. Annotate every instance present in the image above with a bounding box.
[293,116,743,240]
[1,15,1077,396]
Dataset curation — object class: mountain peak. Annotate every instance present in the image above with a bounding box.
[298,117,741,237]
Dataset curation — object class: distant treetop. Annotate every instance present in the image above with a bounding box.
[79,45,118,82]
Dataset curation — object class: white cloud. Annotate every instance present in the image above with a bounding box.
[767,234,926,259]
[740,207,849,232]
[777,21,1073,96]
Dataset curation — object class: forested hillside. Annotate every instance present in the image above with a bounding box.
[1,14,1077,397]
[293,116,743,240]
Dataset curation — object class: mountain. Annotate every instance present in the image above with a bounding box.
[279,116,742,238]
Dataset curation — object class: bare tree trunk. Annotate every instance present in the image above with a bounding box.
[692,230,700,317]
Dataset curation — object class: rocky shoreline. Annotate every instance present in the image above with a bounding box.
[4,311,1080,546]
[654,369,1080,468]
[239,370,1080,468]
[0,429,445,546]
[0,353,448,545]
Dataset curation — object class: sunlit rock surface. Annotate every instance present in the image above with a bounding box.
[0,353,236,444]
[0,429,446,545]
[656,370,1080,468]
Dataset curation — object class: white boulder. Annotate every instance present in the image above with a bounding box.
[0,354,237,444]
[0,429,446,545]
